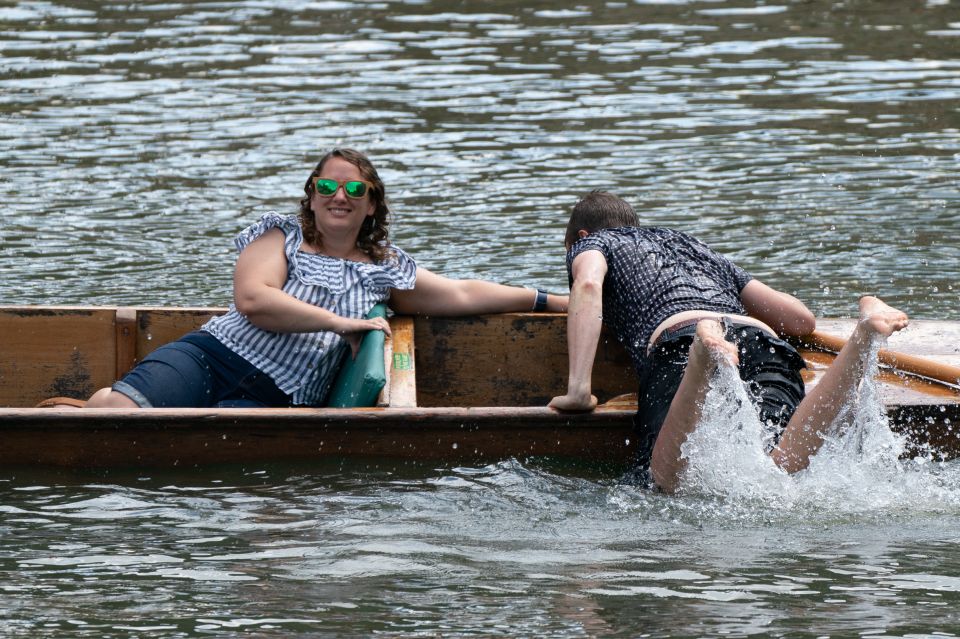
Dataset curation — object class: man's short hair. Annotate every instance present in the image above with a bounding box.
[565,191,639,247]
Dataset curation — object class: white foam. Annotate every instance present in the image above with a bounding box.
[678,337,960,516]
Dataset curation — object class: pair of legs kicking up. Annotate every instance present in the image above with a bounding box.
[652,296,909,493]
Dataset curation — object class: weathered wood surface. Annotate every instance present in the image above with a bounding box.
[1,307,959,468]
[796,319,960,407]
[0,307,119,405]
[0,405,637,467]
[0,306,223,408]
[411,313,635,407]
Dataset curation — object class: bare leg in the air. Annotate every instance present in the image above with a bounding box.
[771,296,908,473]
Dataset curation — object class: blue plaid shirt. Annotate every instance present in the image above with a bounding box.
[567,227,752,374]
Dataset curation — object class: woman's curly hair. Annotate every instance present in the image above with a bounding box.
[299,148,391,262]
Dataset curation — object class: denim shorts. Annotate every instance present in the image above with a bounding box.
[113,331,292,408]
[631,321,806,474]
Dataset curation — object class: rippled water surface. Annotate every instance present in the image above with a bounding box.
[2,0,959,315]
[2,0,960,636]
[6,452,960,637]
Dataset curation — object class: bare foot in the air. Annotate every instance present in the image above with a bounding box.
[691,319,739,368]
[858,296,909,338]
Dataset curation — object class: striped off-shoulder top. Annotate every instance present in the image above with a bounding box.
[202,212,417,406]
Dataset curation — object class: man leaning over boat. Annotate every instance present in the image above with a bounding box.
[549,191,908,494]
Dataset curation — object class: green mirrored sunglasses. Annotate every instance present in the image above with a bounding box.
[314,177,372,199]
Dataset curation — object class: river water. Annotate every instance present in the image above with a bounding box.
[2,0,960,636]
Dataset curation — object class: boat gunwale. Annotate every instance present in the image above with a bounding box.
[0,404,635,425]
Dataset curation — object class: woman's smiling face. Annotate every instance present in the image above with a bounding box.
[309,156,375,241]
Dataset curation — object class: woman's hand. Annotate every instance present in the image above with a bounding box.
[332,314,392,359]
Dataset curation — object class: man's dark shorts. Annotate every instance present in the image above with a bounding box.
[631,321,806,477]
[112,331,292,408]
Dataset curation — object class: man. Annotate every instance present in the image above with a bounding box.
[549,191,909,493]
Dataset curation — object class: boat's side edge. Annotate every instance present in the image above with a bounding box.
[3,402,960,467]
[0,406,638,468]
[888,403,960,459]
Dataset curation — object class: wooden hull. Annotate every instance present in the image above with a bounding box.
[3,404,959,469]
[0,406,635,467]
[2,307,959,468]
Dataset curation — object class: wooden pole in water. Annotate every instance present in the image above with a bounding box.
[801,331,960,389]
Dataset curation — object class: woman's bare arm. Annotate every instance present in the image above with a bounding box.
[232,229,390,353]
[389,267,567,316]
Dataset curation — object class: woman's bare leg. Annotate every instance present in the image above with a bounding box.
[85,387,139,408]
[771,296,909,473]
[649,319,739,494]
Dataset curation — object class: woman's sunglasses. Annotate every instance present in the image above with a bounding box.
[314,177,372,199]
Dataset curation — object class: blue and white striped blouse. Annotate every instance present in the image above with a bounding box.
[202,212,417,406]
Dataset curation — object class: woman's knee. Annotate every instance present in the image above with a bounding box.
[86,388,138,408]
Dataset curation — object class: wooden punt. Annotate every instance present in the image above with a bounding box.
[1,306,959,469]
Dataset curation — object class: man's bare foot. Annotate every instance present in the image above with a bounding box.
[858,296,909,338]
[691,319,739,368]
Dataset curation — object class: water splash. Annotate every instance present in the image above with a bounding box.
[679,354,793,504]
[678,338,960,517]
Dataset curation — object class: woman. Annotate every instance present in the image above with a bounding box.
[87,148,566,408]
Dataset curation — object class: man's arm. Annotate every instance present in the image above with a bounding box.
[740,279,816,337]
[549,250,608,411]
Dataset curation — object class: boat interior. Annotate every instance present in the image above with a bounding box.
[0,306,638,410]
[3,306,959,419]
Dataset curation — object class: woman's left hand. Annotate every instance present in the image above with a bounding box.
[335,315,391,359]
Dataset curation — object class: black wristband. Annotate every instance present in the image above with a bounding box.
[533,288,549,312]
